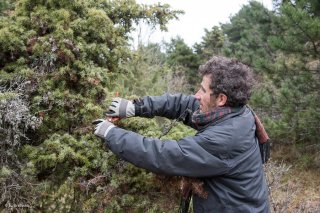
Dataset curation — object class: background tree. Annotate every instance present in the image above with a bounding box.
[266,0,320,165]
[165,36,201,92]
[194,26,225,61]
[220,0,320,167]
[221,1,274,70]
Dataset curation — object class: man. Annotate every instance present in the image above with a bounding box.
[93,56,270,212]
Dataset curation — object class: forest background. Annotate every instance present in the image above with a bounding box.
[0,0,319,212]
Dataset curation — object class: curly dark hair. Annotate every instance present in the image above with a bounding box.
[199,56,255,107]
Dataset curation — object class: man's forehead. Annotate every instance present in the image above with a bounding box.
[202,75,212,84]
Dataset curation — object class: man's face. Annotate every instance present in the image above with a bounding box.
[194,75,219,113]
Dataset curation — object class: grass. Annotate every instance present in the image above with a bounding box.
[267,144,320,213]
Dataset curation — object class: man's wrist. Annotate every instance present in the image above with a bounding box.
[133,98,143,116]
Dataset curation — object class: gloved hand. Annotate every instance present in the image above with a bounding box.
[93,119,115,139]
[106,97,135,118]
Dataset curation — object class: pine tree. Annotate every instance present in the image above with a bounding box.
[218,0,320,166]
[165,36,201,92]
[221,1,274,71]
[266,0,320,147]
[194,26,225,61]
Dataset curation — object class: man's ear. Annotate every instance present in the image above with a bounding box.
[217,93,227,107]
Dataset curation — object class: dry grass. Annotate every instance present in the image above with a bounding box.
[266,160,320,213]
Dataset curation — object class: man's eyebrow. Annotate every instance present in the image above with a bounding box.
[201,85,206,93]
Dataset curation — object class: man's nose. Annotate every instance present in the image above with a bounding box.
[194,91,201,100]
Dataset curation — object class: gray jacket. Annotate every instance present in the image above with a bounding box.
[105,93,270,212]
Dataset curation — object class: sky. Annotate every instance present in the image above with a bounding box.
[132,0,273,47]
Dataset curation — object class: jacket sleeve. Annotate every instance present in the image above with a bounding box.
[105,127,230,177]
[134,93,199,129]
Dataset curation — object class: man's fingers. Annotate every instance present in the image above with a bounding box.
[92,119,104,125]
[111,97,121,104]
[109,105,117,111]
[106,110,116,115]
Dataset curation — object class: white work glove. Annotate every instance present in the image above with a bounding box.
[106,97,135,118]
[93,119,115,139]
